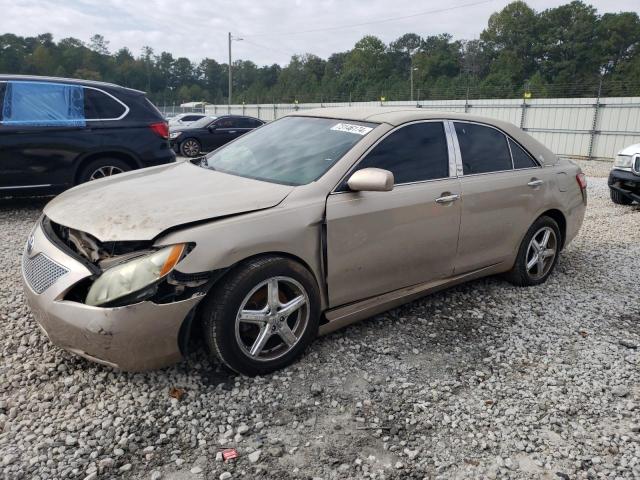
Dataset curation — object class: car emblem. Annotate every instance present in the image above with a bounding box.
[26,234,35,256]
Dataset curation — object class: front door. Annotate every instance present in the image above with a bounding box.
[325,121,462,307]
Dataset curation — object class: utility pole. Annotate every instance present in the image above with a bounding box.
[228,32,243,108]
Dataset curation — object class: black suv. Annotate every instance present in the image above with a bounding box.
[0,75,175,195]
[169,115,264,157]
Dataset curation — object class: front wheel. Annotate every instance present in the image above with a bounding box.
[202,256,320,376]
[505,216,561,287]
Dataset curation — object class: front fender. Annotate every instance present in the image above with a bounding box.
[155,201,329,309]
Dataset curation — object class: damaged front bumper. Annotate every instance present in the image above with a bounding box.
[21,221,205,371]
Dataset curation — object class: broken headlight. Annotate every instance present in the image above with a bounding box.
[85,244,186,307]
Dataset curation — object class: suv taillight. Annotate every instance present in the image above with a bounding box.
[576,172,587,190]
[149,122,169,139]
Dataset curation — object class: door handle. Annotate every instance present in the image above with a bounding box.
[435,194,460,204]
[527,179,544,187]
[228,130,237,134]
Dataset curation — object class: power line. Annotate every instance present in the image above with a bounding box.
[241,0,497,37]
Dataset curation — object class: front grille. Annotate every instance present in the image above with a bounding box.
[22,253,69,294]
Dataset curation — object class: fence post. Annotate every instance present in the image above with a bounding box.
[520,98,528,130]
[214,105,217,115]
[257,104,261,120]
[242,103,246,115]
[588,81,603,160]
[273,103,277,120]
[464,86,470,113]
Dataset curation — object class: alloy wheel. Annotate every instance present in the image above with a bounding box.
[235,276,309,362]
[182,139,200,156]
[89,166,125,180]
[525,226,557,280]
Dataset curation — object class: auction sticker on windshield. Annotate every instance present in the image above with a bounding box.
[330,123,373,135]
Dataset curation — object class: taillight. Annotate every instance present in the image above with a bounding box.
[576,172,587,190]
[149,122,169,139]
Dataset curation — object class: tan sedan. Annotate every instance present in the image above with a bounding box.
[22,108,587,375]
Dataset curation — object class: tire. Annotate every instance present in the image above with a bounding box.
[202,256,320,376]
[179,138,201,157]
[610,187,633,205]
[505,216,561,287]
[77,158,131,184]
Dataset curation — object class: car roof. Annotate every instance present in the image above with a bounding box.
[288,107,558,166]
[0,74,145,95]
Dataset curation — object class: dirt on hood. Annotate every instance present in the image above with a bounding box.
[44,161,294,241]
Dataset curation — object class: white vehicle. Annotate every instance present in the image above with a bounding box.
[168,113,209,127]
[608,143,640,205]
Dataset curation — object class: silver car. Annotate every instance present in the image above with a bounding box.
[21,108,587,375]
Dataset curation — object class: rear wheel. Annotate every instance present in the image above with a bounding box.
[610,187,633,205]
[202,256,320,376]
[505,216,561,287]
[78,158,131,184]
[179,138,201,157]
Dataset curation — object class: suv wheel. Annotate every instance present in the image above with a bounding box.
[505,216,561,287]
[78,158,131,184]
[179,138,201,157]
[202,256,320,376]
[610,187,633,205]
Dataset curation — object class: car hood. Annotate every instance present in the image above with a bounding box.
[44,161,294,242]
[618,143,640,156]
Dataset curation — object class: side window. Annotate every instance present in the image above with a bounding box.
[355,122,449,184]
[215,118,234,128]
[509,138,538,169]
[238,117,259,128]
[0,81,85,127]
[83,88,126,120]
[454,122,512,175]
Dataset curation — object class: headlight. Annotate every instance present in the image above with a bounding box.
[614,154,633,168]
[169,131,182,139]
[85,244,185,307]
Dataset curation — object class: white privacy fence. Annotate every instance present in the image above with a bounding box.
[203,97,640,161]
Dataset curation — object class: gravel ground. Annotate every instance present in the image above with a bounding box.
[1,160,639,480]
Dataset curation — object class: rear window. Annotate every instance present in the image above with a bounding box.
[455,122,512,175]
[83,88,126,120]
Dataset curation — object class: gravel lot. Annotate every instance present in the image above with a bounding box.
[1,160,639,480]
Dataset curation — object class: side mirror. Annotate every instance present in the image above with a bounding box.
[347,168,394,192]
[208,125,217,132]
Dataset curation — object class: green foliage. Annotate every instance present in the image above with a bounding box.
[0,1,639,103]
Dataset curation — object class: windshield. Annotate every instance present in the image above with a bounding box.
[202,116,376,185]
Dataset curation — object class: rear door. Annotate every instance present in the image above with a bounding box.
[325,121,461,307]
[452,121,548,273]
[0,80,91,190]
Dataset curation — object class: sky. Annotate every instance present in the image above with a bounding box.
[1,0,638,66]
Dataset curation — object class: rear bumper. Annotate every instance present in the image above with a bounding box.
[21,221,203,371]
